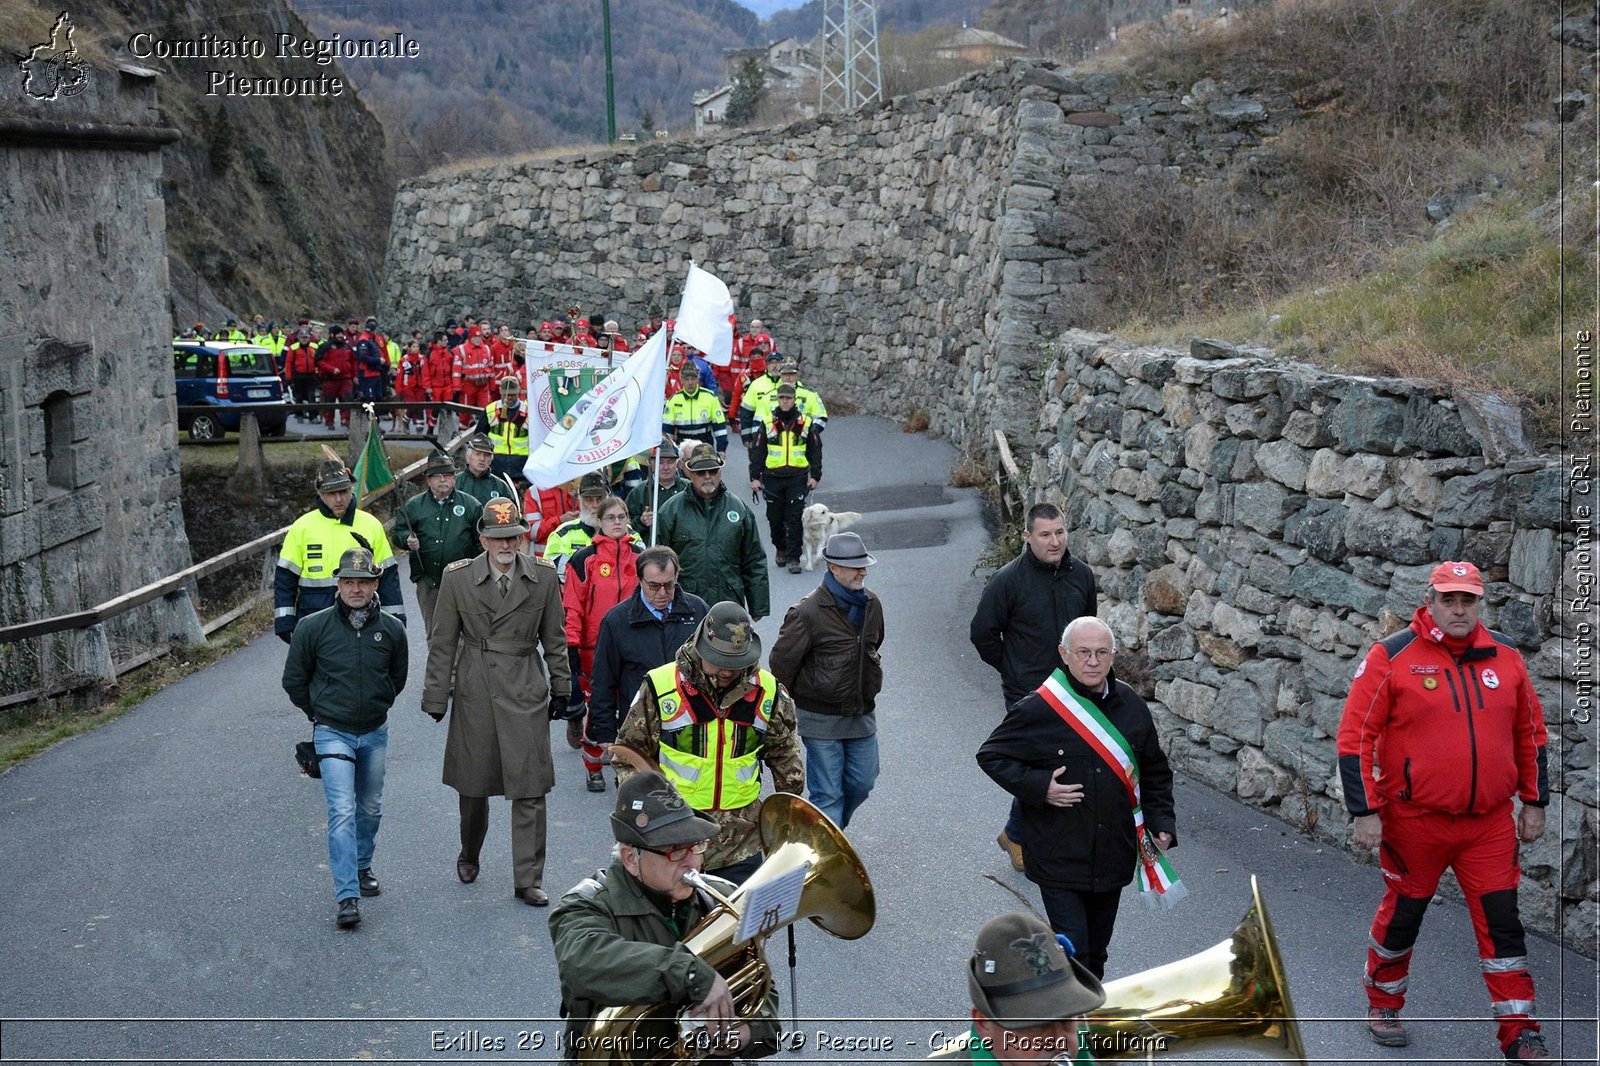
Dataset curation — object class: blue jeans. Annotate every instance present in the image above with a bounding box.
[802,735,879,828]
[314,723,388,902]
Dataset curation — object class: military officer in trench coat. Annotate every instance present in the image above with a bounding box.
[422,497,572,906]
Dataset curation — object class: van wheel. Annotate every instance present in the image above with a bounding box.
[189,413,224,441]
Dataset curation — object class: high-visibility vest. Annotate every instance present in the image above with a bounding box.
[484,399,530,455]
[647,662,778,811]
[764,413,811,472]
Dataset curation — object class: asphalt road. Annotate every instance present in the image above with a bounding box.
[0,415,1593,1065]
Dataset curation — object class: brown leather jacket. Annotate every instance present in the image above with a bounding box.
[769,582,884,717]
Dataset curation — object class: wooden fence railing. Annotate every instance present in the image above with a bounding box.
[0,421,475,710]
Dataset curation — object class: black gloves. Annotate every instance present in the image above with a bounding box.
[548,694,570,721]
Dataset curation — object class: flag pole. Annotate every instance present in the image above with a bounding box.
[649,445,660,547]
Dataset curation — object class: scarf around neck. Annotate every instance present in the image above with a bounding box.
[823,572,869,629]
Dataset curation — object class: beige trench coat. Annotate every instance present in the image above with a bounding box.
[422,551,571,798]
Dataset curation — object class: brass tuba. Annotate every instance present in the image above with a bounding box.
[579,793,876,1064]
[1082,875,1306,1063]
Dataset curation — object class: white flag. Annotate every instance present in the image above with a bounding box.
[523,330,668,488]
[673,262,734,366]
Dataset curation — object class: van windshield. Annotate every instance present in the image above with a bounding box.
[226,348,277,376]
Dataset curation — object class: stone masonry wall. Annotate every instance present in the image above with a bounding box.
[1029,330,1595,946]
[0,63,195,697]
[380,60,1292,454]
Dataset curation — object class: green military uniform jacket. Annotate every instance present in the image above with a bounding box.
[549,860,778,1062]
[456,467,517,506]
[281,603,408,734]
[654,484,769,618]
[625,475,690,537]
[392,488,482,588]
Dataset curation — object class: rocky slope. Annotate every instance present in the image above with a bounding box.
[2,0,394,324]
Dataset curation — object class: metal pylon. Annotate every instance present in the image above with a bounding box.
[818,0,882,113]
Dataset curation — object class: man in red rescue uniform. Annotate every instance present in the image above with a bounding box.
[423,331,455,433]
[1337,560,1552,1063]
[453,326,497,429]
[316,325,357,429]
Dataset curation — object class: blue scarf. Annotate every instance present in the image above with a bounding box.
[823,572,869,629]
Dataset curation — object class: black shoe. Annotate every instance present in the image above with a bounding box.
[358,868,380,897]
[456,854,479,884]
[586,770,607,792]
[1504,1031,1553,1062]
[336,897,361,929]
[788,560,803,574]
[514,886,549,907]
[565,716,584,750]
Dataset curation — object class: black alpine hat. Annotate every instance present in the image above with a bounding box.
[611,770,718,848]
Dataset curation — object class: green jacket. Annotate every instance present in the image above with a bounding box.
[392,488,482,588]
[654,484,769,618]
[625,475,691,537]
[456,468,516,506]
[281,603,408,734]
[548,860,778,1062]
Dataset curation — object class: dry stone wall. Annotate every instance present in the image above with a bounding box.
[380,60,1292,452]
[1029,330,1595,946]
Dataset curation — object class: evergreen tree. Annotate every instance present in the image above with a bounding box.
[724,57,766,126]
[205,104,237,175]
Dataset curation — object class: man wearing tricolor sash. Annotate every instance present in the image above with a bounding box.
[977,617,1179,980]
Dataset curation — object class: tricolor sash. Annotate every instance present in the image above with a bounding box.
[1037,670,1187,909]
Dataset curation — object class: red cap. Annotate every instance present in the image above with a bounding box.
[755,333,772,346]
[1429,561,1483,595]
[539,321,552,331]
[468,326,482,338]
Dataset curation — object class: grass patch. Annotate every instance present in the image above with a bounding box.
[901,409,931,433]
[1072,0,1591,444]
[179,439,431,476]
[1127,190,1595,443]
[0,602,271,774]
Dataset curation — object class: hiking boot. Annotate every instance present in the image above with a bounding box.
[1504,1031,1553,1062]
[336,898,361,929]
[787,560,803,574]
[565,716,583,750]
[1366,1007,1407,1047]
[996,830,1025,872]
[586,770,607,793]
[358,868,380,897]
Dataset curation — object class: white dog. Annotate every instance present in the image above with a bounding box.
[801,503,864,571]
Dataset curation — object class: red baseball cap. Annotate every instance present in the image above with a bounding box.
[1429,560,1483,595]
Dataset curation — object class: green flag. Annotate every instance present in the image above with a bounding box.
[352,416,393,503]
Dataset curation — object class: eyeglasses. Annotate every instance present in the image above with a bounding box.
[642,579,678,593]
[600,512,629,524]
[639,840,709,861]
[1070,648,1113,662]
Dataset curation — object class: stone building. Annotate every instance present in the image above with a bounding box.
[0,46,195,701]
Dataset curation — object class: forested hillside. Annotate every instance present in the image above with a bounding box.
[2,0,393,323]
[299,0,764,174]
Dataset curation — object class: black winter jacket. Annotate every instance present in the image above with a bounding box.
[977,668,1176,891]
[587,588,710,743]
[968,547,1098,706]
[768,583,884,717]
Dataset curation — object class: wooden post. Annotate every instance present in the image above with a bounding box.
[229,413,266,499]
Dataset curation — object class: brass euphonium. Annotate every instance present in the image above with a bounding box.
[580,793,876,1065]
[1083,875,1307,1064]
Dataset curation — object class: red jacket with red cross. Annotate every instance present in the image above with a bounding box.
[1337,606,1548,818]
